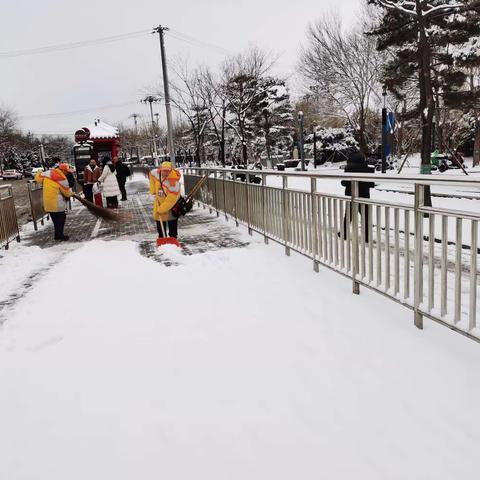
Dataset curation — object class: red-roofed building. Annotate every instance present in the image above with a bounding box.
[86,119,121,163]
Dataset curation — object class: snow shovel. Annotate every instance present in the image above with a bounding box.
[156,218,180,248]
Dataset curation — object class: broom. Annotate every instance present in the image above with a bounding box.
[73,194,126,222]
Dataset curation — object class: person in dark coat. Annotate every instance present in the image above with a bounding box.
[115,160,131,201]
[341,151,375,242]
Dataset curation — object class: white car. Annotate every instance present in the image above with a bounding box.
[2,169,23,180]
[31,167,44,176]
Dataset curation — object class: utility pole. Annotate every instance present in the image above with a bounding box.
[153,25,176,166]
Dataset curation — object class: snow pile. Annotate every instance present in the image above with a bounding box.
[0,244,56,308]
[1,236,480,479]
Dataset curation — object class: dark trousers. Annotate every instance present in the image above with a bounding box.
[118,181,127,200]
[343,204,370,243]
[83,184,94,203]
[156,220,178,238]
[106,196,118,209]
[50,211,66,239]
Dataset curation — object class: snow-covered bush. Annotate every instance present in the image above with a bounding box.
[304,127,359,163]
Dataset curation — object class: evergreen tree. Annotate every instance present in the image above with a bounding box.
[368,0,480,171]
[253,77,294,165]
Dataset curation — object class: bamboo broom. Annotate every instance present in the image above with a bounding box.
[73,194,126,222]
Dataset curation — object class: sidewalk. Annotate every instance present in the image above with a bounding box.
[1,176,480,479]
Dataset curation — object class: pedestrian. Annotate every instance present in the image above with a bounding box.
[115,159,131,201]
[341,151,375,242]
[98,156,121,209]
[83,159,101,202]
[34,160,74,241]
[149,161,181,239]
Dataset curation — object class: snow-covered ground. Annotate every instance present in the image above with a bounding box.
[1,214,480,479]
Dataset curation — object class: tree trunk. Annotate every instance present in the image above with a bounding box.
[416,0,433,206]
[358,105,367,154]
[220,109,226,166]
[242,141,248,165]
[474,111,480,167]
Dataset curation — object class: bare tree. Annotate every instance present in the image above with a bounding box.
[299,12,383,154]
[164,61,210,166]
[198,68,228,165]
[216,47,275,164]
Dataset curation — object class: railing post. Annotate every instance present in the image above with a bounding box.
[222,170,228,221]
[351,181,360,294]
[262,173,268,244]
[282,175,290,256]
[28,182,38,231]
[246,171,252,235]
[233,171,239,227]
[414,184,424,330]
[214,170,220,217]
[311,178,319,272]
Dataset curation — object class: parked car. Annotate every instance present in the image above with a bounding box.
[2,169,23,180]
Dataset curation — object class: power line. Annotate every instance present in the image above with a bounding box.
[168,29,233,56]
[0,26,233,60]
[18,101,139,119]
[0,29,150,58]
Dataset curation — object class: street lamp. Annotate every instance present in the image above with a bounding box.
[141,95,161,165]
[381,84,387,174]
[298,111,305,171]
[129,113,141,163]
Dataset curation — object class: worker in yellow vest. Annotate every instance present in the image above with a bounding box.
[34,161,75,241]
[149,161,181,238]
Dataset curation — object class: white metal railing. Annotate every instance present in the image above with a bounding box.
[183,167,480,342]
[27,181,48,231]
[0,184,20,249]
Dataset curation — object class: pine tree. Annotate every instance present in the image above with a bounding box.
[253,77,294,165]
[368,0,480,171]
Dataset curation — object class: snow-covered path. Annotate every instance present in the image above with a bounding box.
[1,213,480,479]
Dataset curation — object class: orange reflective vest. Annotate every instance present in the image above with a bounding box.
[34,168,73,213]
[149,168,181,221]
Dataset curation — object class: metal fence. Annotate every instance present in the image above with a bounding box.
[184,167,480,342]
[27,181,48,231]
[0,184,20,249]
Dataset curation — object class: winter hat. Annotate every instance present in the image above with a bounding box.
[58,163,74,173]
[347,151,366,166]
[161,161,173,170]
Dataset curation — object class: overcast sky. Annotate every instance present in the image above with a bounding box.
[1,0,360,136]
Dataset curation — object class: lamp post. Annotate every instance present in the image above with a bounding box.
[298,111,305,171]
[141,95,161,165]
[129,113,141,163]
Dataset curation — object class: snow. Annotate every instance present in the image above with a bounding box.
[1,220,480,479]
[86,119,119,139]
[0,244,57,313]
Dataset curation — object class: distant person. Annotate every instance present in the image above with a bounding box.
[83,159,101,202]
[115,159,131,201]
[98,156,120,209]
[34,161,74,241]
[149,161,181,239]
[341,151,375,242]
